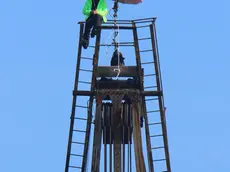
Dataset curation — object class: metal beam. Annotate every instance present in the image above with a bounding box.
[132,103,146,172]
[78,17,156,24]
[73,90,162,96]
[99,25,135,30]
[91,104,103,172]
[96,66,138,77]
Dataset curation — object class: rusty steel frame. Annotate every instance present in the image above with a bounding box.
[65,17,171,172]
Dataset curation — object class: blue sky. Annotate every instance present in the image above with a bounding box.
[1,0,230,171]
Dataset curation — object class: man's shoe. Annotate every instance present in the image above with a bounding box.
[91,28,98,38]
[81,38,89,49]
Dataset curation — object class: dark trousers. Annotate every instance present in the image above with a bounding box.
[83,14,103,39]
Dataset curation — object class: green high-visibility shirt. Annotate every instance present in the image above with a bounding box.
[82,0,108,22]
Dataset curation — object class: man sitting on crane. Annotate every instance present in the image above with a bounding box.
[81,0,108,49]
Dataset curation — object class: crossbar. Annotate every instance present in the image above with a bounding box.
[96,66,138,77]
[73,90,162,96]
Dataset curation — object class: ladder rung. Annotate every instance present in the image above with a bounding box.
[144,74,156,77]
[71,154,83,157]
[150,134,163,138]
[136,25,150,28]
[148,122,161,126]
[138,37,151,41]
[73,129,86,133]
[114,41,134,45]
[153,158,166,162]
[93,43,134,47]
[80,68,93,72]
[81,56,93,60]
[144,86,157,89]
[72,141,85,145]
[151,146,164,150]
[76,105,88,108]
[79,81,91,84]
[69,166,82,169]
[140,49,153,53]
[146,98,158,101]
[89,44,134,47]
[97,44,110,46]
[147,110,160,113]
[141,61,154,65]
[89,44,108,48]
[74,117,87,121]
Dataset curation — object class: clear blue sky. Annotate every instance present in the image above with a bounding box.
[1,0,230,171]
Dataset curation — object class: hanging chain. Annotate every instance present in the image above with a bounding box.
[112,0,119,49]
[112,0,121,79]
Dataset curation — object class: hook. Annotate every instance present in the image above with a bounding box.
[114,68,121,80]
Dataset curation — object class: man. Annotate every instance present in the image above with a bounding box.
[110,49,125,66]
[81,0,108,49]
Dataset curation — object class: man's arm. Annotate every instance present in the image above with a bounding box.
[82,0,91,16]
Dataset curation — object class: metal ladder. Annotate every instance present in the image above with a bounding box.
[133,20,172,172]
[65,23,101,172]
